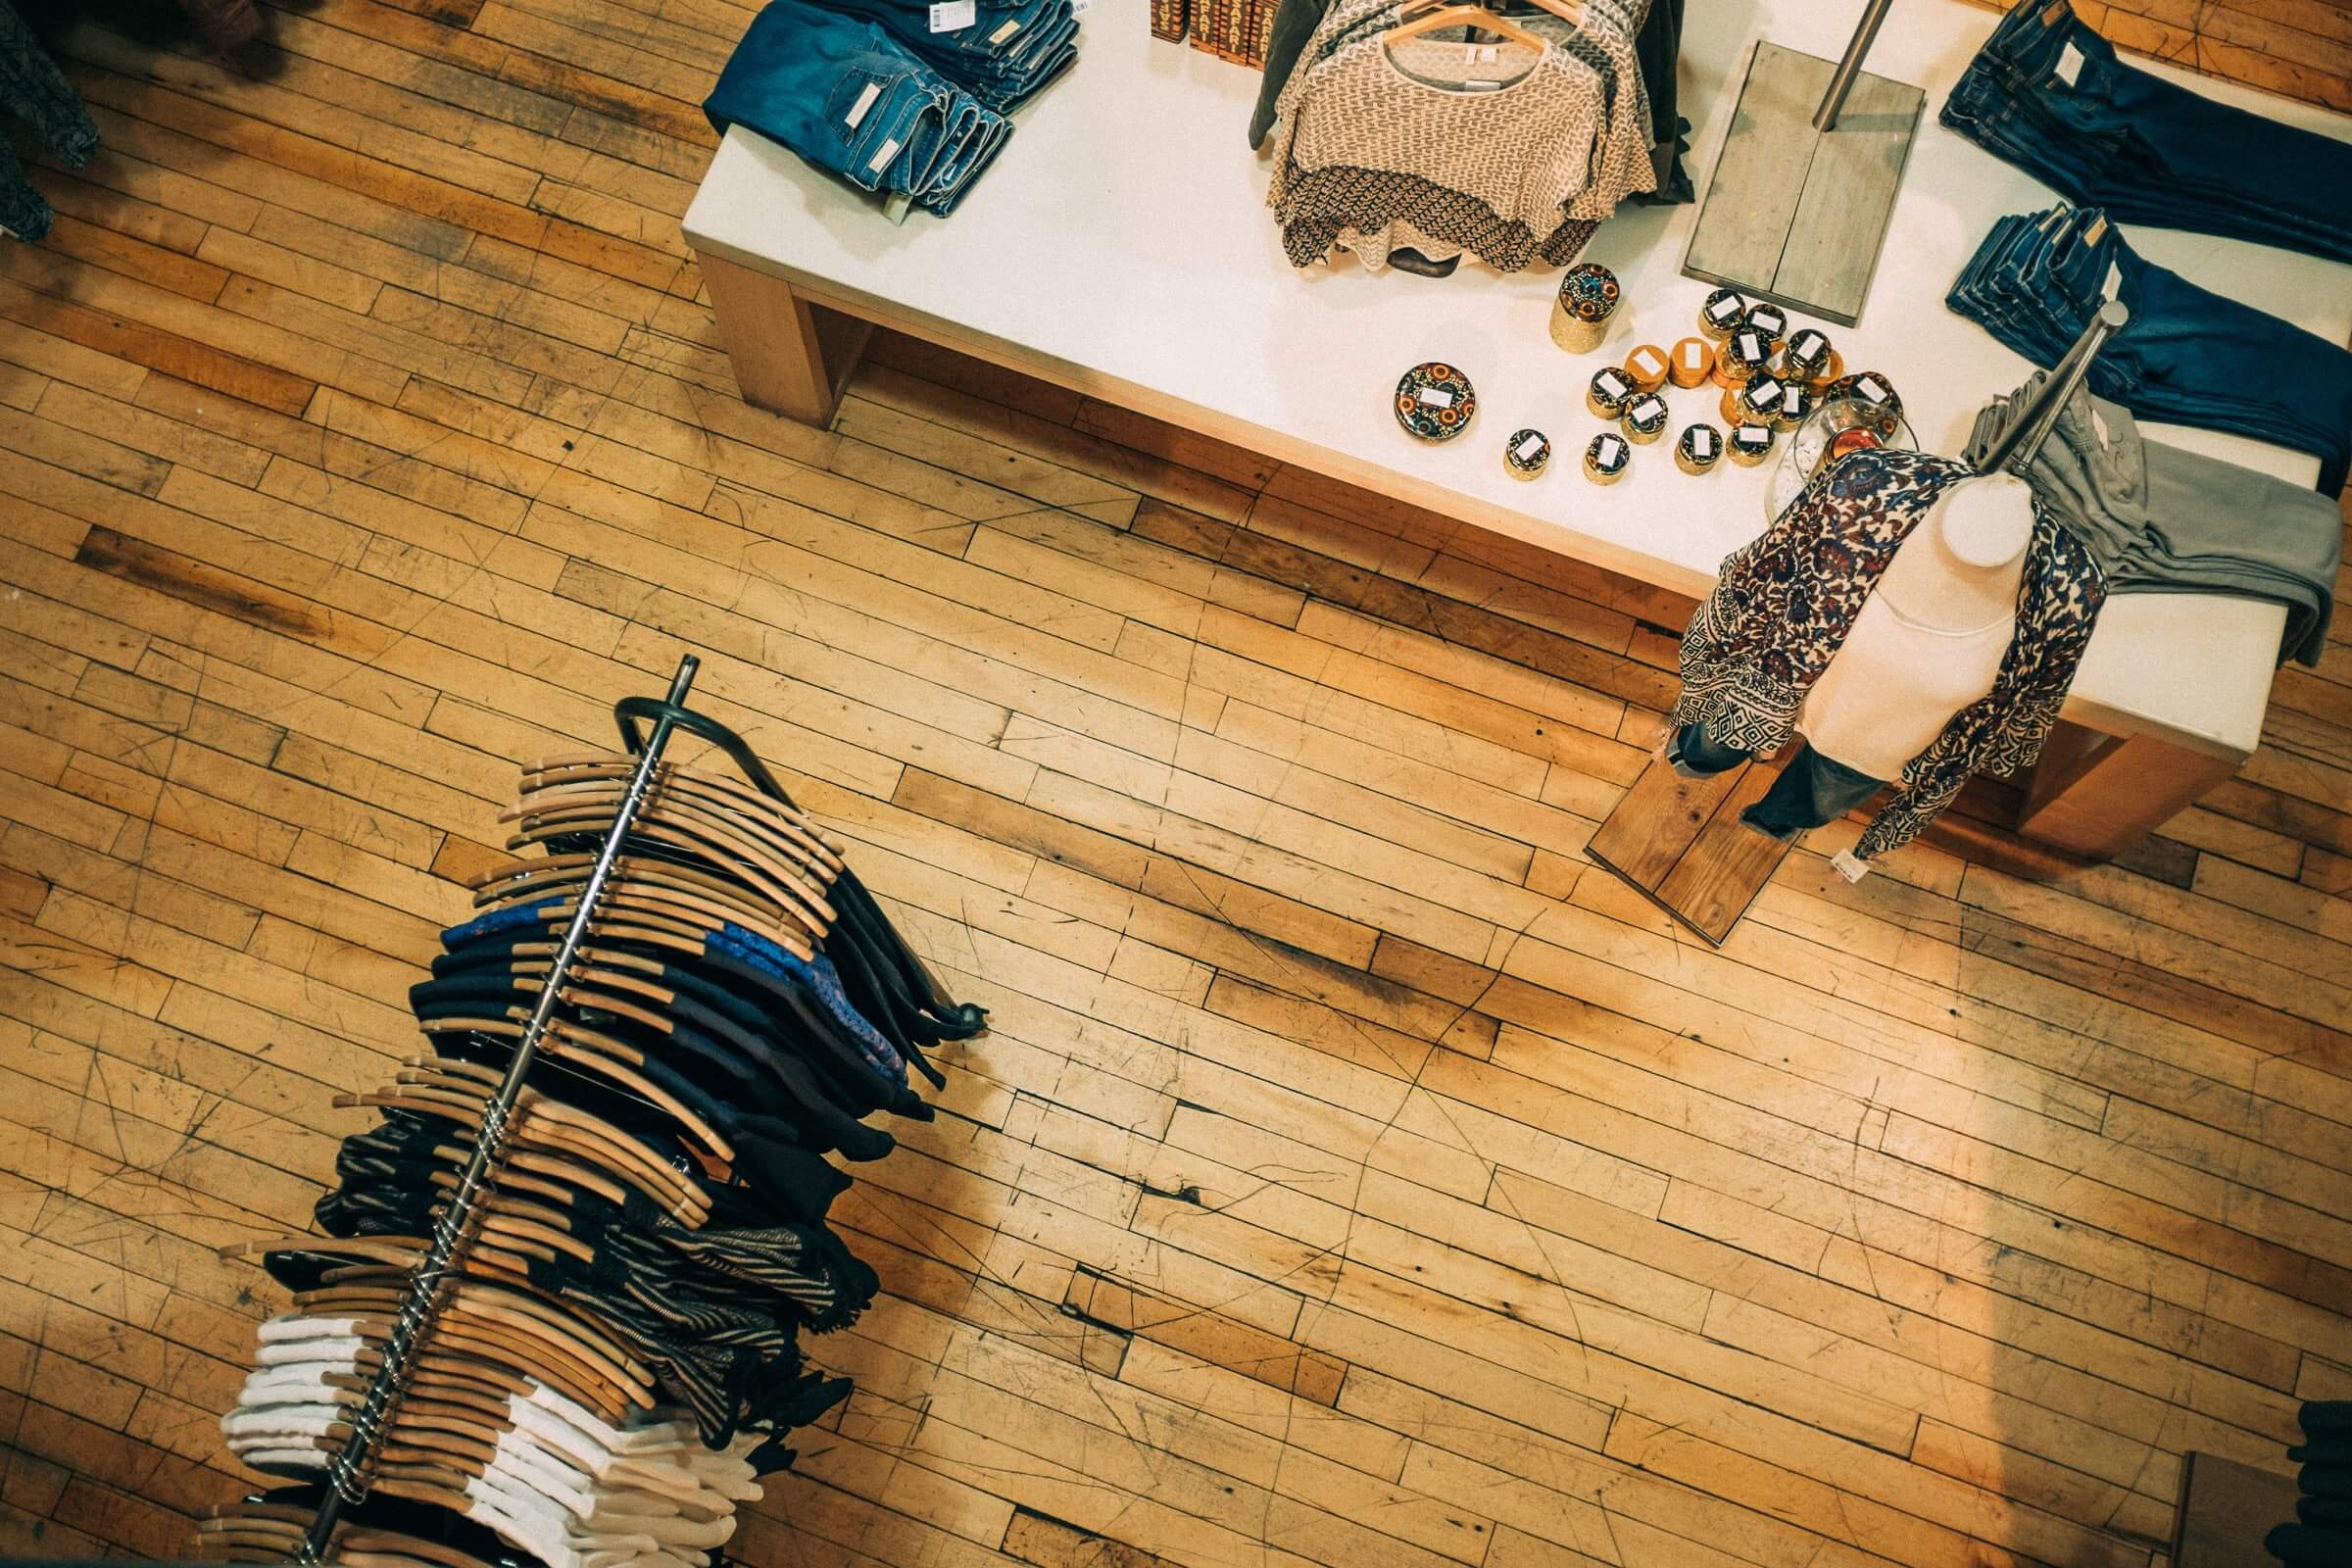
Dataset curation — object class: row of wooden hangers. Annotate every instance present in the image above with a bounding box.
[1385,0,1585,52]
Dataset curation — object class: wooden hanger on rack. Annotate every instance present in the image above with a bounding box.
[1385,0,1548,48]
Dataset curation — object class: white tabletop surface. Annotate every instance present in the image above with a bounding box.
[683,0,2352,759]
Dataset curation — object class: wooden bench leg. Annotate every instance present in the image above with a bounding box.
[697,251,865,425]
[2015,723,2242,861]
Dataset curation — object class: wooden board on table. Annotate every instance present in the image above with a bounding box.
[1683,41,1925,327]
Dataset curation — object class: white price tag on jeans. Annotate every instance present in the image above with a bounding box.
[867,136,901,172]
[2054,41,2083,86]
[2101,261,2121,301]
[1416,387,1456,409]
[844,81,881,127]
[1070,0,1091,12]
[929,0,975,30]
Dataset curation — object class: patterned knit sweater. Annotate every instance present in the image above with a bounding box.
[1265,0,1653,270]
[1671,449,2108,863]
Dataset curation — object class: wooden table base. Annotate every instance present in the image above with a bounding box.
[1586,754,1798,946]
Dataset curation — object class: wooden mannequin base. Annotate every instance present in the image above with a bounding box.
[1586,752,1798,946]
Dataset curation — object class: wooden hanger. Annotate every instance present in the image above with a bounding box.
[471,847,799,929]
[413,1014,736,1164]
[1386,1,1546,49]
[523,755,850,867]
[502,811,832,940]
[513,773,842,881]
[345,1079,710,1225]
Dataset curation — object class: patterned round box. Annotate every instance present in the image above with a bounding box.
[1394,363,1476,441]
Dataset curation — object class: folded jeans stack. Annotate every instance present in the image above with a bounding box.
[825,0,1079,111]
[1967,371,2340,666]
[704,0,1029,217]
[1945,203,2352,493]
[1941,0,2352,265]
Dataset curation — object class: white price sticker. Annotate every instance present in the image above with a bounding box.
[1856,376,1887,403]
[2101,261,2122,301]
[1596,371,1627,397]
[929,0,975,29]
[1070,0,1091,13]
[1514,434,1545,462]
[1632,349,1663,376]
[1416,386,1455,409]
[1735,330,1762,362]
[1691,428,1714,456]
[1596,437,1624,464]
[2055,42,2083,86]
[844,81,881,127]
[867,136,901,172]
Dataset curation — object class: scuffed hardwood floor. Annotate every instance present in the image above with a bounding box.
[2,2,2350,1566]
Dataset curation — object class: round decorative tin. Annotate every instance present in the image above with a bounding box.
[1781,327,1834,385]
[1699,286,1748,341]
[1670,337,1715,388]
[1586,367,1636,419]
[1623,344,1671,392]
[1737,375,1786,427]
[1713,325,1772,385]
[1769,380,1813,432]
[1503,428,1551,479]
[1823,370,1903,435]
[1583,432,1631,484]
[1740,302,1789,349]
[1622,393,1671,444]
[1676,422,1723,475]
[1394,363,1476,441]
[1549,263,1621,352]
[1727,421,1777,466]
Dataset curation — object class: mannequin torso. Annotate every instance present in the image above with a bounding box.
[1795,473,2034,780]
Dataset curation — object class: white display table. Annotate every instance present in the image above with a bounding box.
[680,0,2352,859]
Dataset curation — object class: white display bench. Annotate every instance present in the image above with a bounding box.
[680,0,2352,861]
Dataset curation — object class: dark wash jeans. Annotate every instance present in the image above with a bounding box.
[1947,203,2352,493]
[1667,723,1884,842]
[705,0,1011,215]
[1942,0,2352,264]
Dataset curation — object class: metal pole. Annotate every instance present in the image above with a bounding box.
[1812,0,1895,132]
[1977,298,2130,475]
[295,654,701,1564]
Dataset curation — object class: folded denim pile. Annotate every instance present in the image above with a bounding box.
[827,0,1078,110]
[1966,371,2340,667]
[704,0,1078,218]
[1945,204,2352,494]
[1942,0,2351,265]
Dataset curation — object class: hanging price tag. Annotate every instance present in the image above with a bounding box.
[2054,42,2083,86]
[929,0,976,30]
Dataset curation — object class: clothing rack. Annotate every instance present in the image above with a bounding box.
[294,654,704,1564]
[1977,297,2131,473]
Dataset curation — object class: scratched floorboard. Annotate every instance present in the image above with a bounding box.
[3,2,2352,1567]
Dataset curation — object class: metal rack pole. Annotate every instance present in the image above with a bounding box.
[1977,298,2130,474]
[295,653,702,1565]
[1812,0,1894,132]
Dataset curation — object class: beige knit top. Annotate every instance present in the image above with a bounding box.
[1266,0,1654,271]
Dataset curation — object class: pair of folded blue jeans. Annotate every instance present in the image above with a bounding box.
[1667,724,1885,842]
[817,0,1079,111]
[1941,0,2352,264]
[705,0,1013,216]
[1947,204,2352,493]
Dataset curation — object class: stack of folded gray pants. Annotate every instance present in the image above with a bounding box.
[1966,372,2339,667]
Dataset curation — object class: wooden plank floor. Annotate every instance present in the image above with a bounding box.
[1960,0,2352,113]
[3,4,2351,1567]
